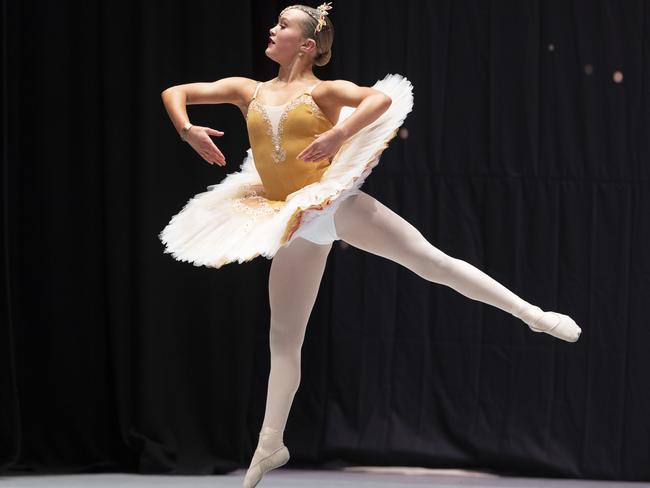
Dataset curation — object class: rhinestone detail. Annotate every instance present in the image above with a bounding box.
[248,95,326,164]
[230,183,284,217]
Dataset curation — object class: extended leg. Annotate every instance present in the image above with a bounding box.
[333,191,581,342]
[244,237,332,487]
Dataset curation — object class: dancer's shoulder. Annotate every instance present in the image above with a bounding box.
[313,79,391,108]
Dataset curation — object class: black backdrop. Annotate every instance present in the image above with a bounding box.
[2,0,649,482]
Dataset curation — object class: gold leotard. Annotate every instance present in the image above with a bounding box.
[245,80,334,201]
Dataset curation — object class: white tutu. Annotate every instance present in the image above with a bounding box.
[159,73,414,268]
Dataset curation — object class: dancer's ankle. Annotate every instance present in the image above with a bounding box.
[511,301,544,324]
[244,426,290,488]
[253,425,284,458]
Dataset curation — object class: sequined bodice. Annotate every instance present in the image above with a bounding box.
[245,80,335,201]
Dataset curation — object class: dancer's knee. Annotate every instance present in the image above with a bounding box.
[411,246,456,282]
[431,250,455,273]
[269,319,305,351]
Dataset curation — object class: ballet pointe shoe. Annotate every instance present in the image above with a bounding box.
[522,305,582,342]
[243,427,290,488]
[242,445,290,487]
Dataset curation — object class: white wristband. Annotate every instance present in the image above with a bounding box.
[180,122,193,141]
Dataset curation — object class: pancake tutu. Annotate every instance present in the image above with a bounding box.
[159,73,414,268]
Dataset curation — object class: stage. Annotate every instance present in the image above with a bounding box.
[2,467,649,487]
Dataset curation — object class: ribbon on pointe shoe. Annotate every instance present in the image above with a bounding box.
[243,445,290,488]
[243,426,290,488]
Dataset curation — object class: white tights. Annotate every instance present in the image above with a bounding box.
[247,190,548,469]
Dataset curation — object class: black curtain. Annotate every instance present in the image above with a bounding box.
[2,0,649,481]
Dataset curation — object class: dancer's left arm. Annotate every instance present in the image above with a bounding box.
[298,80,392,162]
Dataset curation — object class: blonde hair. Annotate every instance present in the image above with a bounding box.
[280,4,334,67]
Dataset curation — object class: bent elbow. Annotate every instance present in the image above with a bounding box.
[161,86,178,98]
[382,94,392,108]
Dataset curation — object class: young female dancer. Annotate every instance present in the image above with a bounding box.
[159,3,582,486]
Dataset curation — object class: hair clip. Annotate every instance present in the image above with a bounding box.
[314,2,333,33]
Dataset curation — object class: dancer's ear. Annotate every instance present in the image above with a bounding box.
[300,37,317,56]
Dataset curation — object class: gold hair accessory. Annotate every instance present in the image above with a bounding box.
[314,2,333,34]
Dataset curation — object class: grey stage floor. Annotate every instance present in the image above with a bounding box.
[1,467,649,487]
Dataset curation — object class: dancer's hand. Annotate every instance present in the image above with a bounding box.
[298,127,346,162]
[185,125,227,166]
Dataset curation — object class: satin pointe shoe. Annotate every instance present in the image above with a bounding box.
[242,444,290,488]
[526,307,582,342]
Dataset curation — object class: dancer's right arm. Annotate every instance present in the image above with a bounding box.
[160,77,254,167]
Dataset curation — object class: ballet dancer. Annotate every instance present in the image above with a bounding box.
[158,3,582,486]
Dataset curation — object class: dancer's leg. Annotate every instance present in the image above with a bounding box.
[333,191,581,342]
[244,237,332,487]
[263,236,332,432]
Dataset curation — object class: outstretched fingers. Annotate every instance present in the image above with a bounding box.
[203,128,226,166]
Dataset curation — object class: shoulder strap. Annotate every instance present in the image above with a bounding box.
[306,80,323,95]
[251,81,263,100]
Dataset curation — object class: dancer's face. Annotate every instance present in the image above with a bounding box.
[266,8,316,64]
